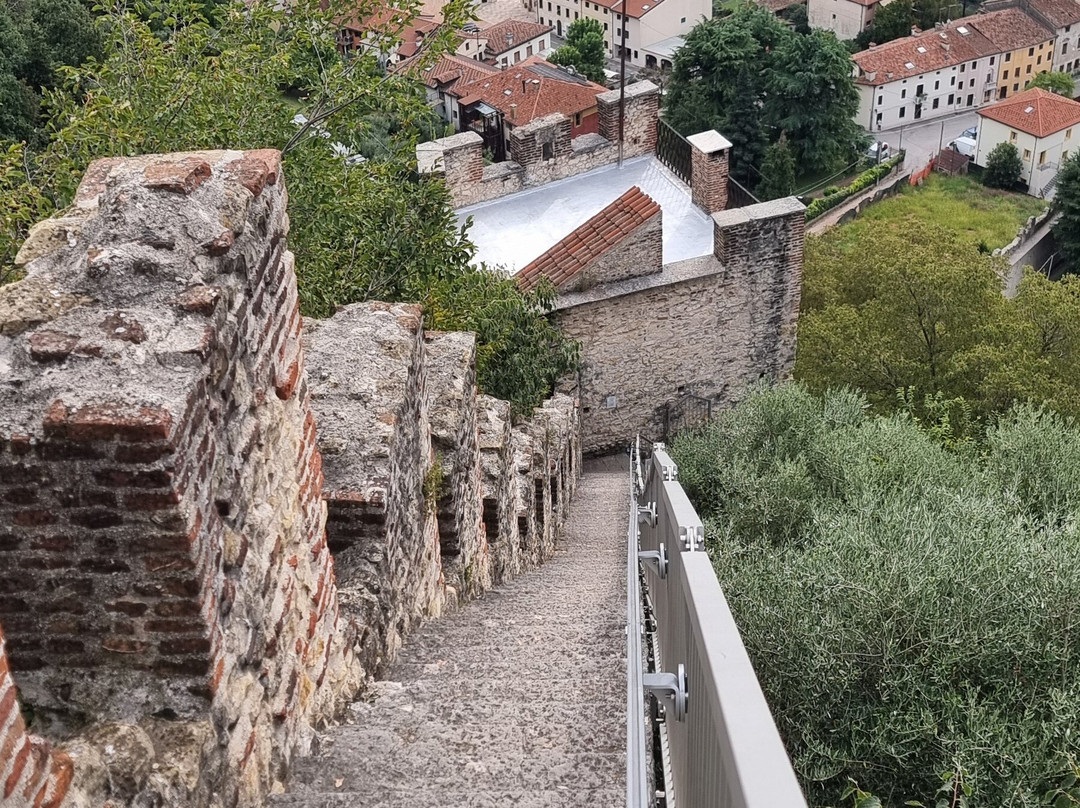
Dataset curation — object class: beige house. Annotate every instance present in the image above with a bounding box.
[809,0,887,41]
[974,87,1080,196]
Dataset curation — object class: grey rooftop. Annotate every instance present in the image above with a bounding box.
[456,155,713,273]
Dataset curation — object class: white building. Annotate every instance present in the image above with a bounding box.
[479,19,553,67]
[1020,0,1080,78]
[809,0,887,42]
[974,86,1080,196]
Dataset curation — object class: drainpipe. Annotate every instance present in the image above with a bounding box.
[617,0,628,167]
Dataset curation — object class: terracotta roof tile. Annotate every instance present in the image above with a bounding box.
[394,53,501,89]
[590,0,676,20]
[1028,0,1080,28]
[966,8,1054,50]
[977,87,1080,137]
[516,186,660,291]
[455,56,606,121]
[480,19,553,55]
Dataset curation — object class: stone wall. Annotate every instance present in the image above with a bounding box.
[555,198,806,455]
[0,151,582,807]
[418,81,660,208]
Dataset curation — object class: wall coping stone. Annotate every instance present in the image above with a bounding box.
[711,196,805,228]
[687,130,732,154]
[597,80,659,104]
[554,253,723,310]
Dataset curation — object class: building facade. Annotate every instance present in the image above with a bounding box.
[809,0,886,42]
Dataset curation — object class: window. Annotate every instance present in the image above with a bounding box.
[1039,150,1046,164]
[1029,47,1035,56]
[1002,70,1010,81]
[876,111,883,124]
[1026,64,1032,74]
[990,56,996,65]
[680,15,685,21]
[917,83,924,95]
[574,112,582,126]
[966,93,973,105]
[1068,128,1074,139]
[899,107,906,118]
[948,93,954,104]
[1005,52,1011,62]
[634,49,638,58]
[539,39,545,48]
[1024,148,1032,160]
[1015,67,1020,78]
[514,52,521,62]
[1037,55,1042,64]
[1010,130,1018,141]
[1014,82,1020,91]
[604,21,608,28]
[960,63,965,73]
[1000,86,1008,98]
[984,89,993,102]
[950,76,956,85]
[878,94,883,104]
[932,97,940,108]
[901,88,907,98]
[969,78,974,87]
[542,142,554,160]
[575,11,578,17]
[971,61,976,69]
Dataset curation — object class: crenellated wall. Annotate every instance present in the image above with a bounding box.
[0,151,580,807]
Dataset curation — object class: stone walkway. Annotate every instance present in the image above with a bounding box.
[272,466,628,808]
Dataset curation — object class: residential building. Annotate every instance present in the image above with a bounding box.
[1018,0,1080,78]
[537,0,708,66]
[853,22,1000,130]
[808,0,887,42]
[338,4,441,64]
[974,86,1080,195]
[968,8,1055,99]
[453,57,608,159]
[479,20,553,66]
[395,54,502,127]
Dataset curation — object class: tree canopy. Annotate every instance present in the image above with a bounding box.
[796,218,1080,424]
[983,141,1024,190]
[757,134,795,200]
[853,0,914,49]
[1025,69,1076,97]
[548,18,606,83]
[1053,151,1080,272]
[0,0,578,418]
[665,5,861,176]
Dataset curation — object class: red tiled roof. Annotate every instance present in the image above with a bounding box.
[590,0,673,20]
[456,56,606,121]
[516,186,660,291]
[1028,0,1080,28]
[395,53,501,89]
[977,87,1080,137]
[966,8,1054,51]
[480,19,553,55]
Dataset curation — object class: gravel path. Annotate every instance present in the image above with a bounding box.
[272,466,629,808]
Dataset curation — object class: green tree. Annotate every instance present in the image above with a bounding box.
[1054,151,1080,270]
[0,0,578,417]
[779,3,810,34]
[763,29,861,171]
[854,0,914,49]
[548,18,606,83]
[725,67,766,186]
[756,133,795,199]
[1025,69,1076,96]
[983,141,1024,189]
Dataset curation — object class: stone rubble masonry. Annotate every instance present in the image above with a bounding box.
[688,130,732,215]
[0,149,362,807]
[422,331,488,604]
[301,303,442,683]
[554,197,806,455]
[0,149,583,808]
[418,80,660,208]
[0,625,73,808]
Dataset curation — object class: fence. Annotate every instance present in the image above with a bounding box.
[726,177,760,209]
[661,393,712,440]
[626,440,807,808]
[657,120,692,186]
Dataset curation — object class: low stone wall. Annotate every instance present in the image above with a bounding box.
[0,151,581,807]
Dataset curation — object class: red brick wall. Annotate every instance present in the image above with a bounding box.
[0,624,72,808]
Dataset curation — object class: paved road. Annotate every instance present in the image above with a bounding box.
[272,466,628,808]
[871,110,980,172]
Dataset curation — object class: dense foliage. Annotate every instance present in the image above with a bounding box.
[0,0,102,143]
[796,219,1080,425]
[756,135,795,200]
[852,0,914,50]
[0,0,578,417]
[548,18,606,84]
[1025,70,1076,97]
[671,384,1080,808]
[983,141,1024,190]
[1054,151,1080,272]
[665,5,862,179]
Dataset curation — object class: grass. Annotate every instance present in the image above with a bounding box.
[824,173,1048,252]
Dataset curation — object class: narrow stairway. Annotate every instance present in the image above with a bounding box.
[272,465,629,808]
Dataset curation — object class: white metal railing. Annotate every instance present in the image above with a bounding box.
[626,439,807,808]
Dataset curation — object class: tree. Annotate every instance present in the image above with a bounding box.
[854,0,914,49]
[0,0,579,417]
[763,30,862,171]
[725,67,767,186]
[1053,151,1080,271]
[1025,70,1076,97]
[796,218,1080,420]
[983,141,1024,189]
[779,3,810,34]
[548,18,606,83]
[757,134,795,199]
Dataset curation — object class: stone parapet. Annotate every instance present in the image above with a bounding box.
[477,395,518,584]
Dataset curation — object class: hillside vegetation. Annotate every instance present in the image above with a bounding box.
[671,384,1080,808]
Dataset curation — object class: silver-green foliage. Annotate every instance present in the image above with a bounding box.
[671,384,1080,807]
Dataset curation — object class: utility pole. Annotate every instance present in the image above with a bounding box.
[937,117,945,155]
[617,0,628,167]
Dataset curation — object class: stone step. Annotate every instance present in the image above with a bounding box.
[269,786,624,808]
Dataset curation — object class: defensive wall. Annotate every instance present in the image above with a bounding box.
[0,151,580,807]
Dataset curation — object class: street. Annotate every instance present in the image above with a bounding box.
[871,110,980,172]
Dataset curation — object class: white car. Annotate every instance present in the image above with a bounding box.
[867,141,891,162]
[950,136,977,157]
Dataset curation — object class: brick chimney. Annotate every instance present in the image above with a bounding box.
[687,130,732,214]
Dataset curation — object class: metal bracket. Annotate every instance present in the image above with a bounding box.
[637,502,656,527]
[644,663,688,723]
[638,543,668,579]
[678,524,704,552]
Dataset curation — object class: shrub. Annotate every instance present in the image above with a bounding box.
[804,153,903,220]
[671,385,1080,808]
[983,141,1024,190]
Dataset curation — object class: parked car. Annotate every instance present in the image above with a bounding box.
[961,125,978,140]
[950,136,977,157]
[867,141,891,162]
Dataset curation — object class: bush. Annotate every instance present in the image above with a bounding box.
[804,153,903,220]
[671,385,1080,808]
[983,141,1024,190]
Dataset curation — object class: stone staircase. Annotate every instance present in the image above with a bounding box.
[271,467,628,808]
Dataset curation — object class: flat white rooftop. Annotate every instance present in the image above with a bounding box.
[456,155,713,274]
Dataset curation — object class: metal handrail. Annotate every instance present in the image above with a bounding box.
[626,439,807,808]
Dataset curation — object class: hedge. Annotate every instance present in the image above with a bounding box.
[804,153,905,221]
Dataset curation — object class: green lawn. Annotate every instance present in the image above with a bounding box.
[824,173,1048,252]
